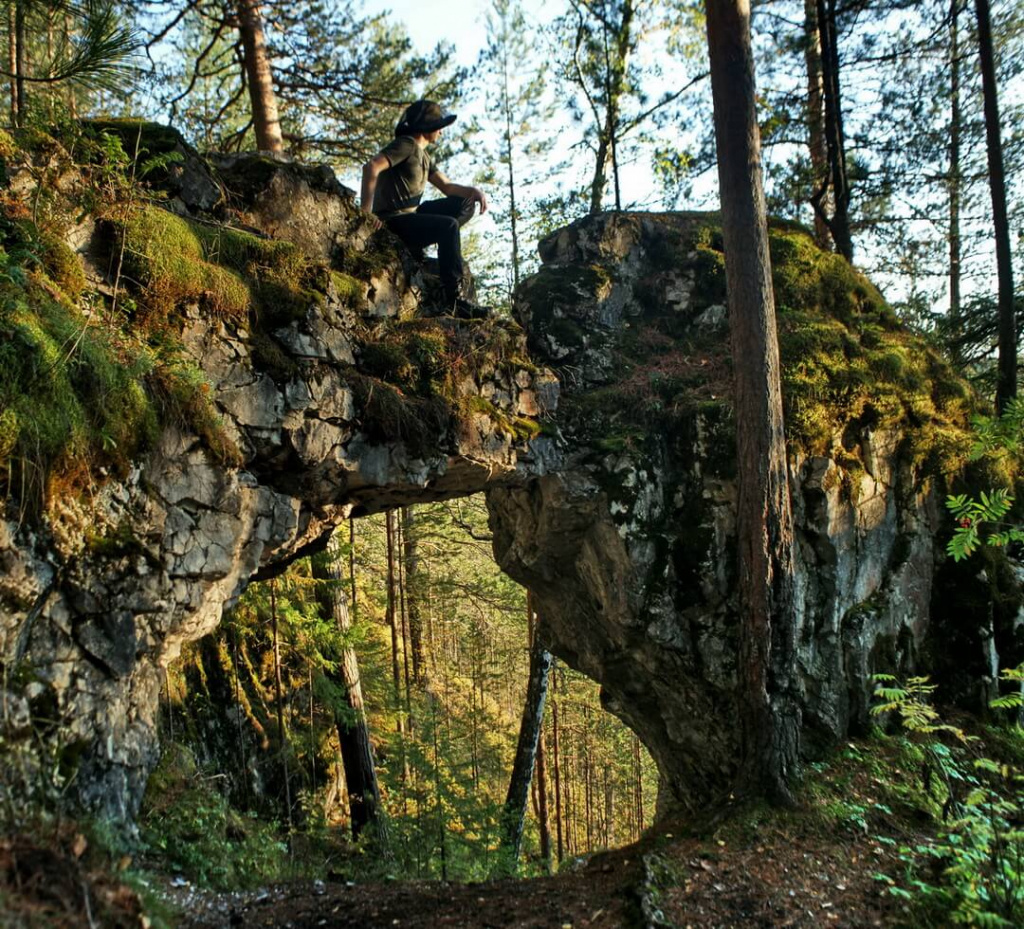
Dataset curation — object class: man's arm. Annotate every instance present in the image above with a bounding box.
[360,154,391,227]
[429,169,488,214]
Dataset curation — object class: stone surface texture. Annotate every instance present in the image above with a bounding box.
[0,158,962,821]
[0,151,556,819]
[488,212,942,813]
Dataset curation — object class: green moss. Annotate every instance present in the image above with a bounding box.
[148,358,243,467]
[0,128,16,159]
[85,519,153,562]
[120,207,251,317]
[330,270,366,308]
[249,330,299,384]
[119,205,326,326]
[0,273,158,509]
[542,216,971,495]
[37,229,86,299]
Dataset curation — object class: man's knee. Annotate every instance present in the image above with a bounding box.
[456,198,476,227]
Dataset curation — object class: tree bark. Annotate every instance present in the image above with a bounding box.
[385,511,402,714]
[14,0,25,126]
[312,535,390,852]
[948,0,962,339]
[535,716,552,870]
[974,0,1016,411]
[585,0,634,214]
[705,0,799,803]
[497,29,522,292]
[269,580,293,830]
[812,0,853,260]
[803,0,831,249]
[551,664,564,862]
[496,593,553,871]
[235,0,284,153]
[401,507,425,683]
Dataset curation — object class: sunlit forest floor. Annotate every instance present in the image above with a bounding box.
[8,723,1014,927]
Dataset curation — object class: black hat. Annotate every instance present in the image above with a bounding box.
[395,100,457,136]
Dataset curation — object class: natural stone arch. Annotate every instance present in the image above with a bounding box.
[485,211,966,812]
[0,142,974,821]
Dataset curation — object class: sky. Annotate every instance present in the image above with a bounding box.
[367,0,536,67]
[349,0,708,235]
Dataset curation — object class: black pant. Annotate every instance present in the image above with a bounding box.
[384,196,473,297]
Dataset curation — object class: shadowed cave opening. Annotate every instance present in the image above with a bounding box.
[149,493,657,884]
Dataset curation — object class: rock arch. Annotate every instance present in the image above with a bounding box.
[0,149,966,819]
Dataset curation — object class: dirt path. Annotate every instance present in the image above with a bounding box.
[172,817,905,929]
[176,847,643,928]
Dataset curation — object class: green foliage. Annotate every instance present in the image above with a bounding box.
[944,400,1024,561]
[153,500,658,884]
[0,258,157,508]
[139,744,291,890]
[870,672,1024,926]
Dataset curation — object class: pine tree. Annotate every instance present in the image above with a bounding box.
[706,0,799,802]
[311,534,390,852]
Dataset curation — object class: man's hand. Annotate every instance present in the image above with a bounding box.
[362,209,382,231]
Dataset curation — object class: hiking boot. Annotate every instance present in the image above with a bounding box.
[451,296,490,319]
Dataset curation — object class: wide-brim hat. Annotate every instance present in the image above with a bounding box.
[396,100,457,136]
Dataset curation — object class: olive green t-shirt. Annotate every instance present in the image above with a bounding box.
[372,136,435,218]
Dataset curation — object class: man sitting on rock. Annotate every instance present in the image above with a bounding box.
[361,100,489,319]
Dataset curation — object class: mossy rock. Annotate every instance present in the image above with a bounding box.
[83,119,189,159]
[119,205,323,324]
[37,228,87,299]
[120,206,252,317]
[536,214,973,485]
[0,273,158,508]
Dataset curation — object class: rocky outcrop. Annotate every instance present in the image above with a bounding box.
[0,141,557,819]
[488,212,967,812]
[0,129,974,821]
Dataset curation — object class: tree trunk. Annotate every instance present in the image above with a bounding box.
[812,0,853,260]
[499,38,521,292]
[269,580,293,830]
[8,6,16,128]
[586,0,634,215]
[496,593,553,871]
[396,515,414,732]
[235,0,284,153]
[14,0,25,127]
[312,536,390,852]
[974,0,1016,411]
[705,0,799,804]
[401,507,425,683]
[385,512,402,718]
[589,131,611,215]
[536,717,552,871]
[948,0,962,341]
[630,737,638,839]
[551,664,564,862]
[803,0,831,249]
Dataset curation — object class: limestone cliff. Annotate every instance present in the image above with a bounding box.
[0,126,556,818]
[0,126,981,822]
[489,212,973,812]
